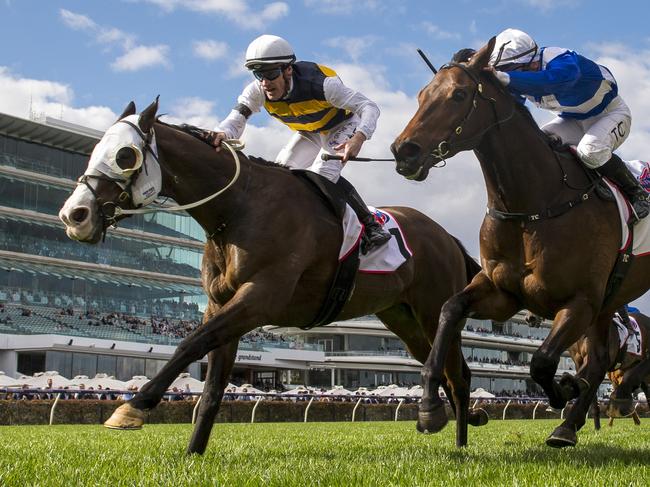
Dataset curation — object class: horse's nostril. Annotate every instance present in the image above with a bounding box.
[70,207,89,224]
[398,141,422,161]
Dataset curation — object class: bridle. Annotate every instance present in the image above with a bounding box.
[76,119,242,241]
[427,62,516,165]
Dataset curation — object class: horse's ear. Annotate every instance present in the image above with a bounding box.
[138,96,159,133]
[468,36,496,71]
[117,101,136,121]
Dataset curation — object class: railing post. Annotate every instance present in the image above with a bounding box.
[304,396,315,423]
[251,396,263,423]
[532,400,542,420]
[394,398,404,421]
[49,393,61,426]
[191,394,202,425]
[352,398,363,422]
[502,399,512,421]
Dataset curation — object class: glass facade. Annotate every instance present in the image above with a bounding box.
[0,127,209,318]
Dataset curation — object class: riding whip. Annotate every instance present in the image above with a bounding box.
[417,48,438,74]
[321,154,394,162]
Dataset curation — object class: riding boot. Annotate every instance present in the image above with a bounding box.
[598,154,650,221]
[336,177,391,254]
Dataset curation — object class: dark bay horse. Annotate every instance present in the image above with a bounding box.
[391,37,650,447]
[59,99,486,454]
[569,311,650,429]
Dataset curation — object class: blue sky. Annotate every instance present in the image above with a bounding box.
[2,0,650,308]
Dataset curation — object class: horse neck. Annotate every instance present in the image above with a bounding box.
[154,123,252,234]
[474,108,568,214]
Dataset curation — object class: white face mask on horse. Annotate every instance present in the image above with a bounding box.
[86,114,162,207]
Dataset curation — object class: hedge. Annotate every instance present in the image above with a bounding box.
[0,400,646,425]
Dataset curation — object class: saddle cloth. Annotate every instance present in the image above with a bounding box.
[614,313,643,356]
[340,206,412,273]
[604,159,650,255]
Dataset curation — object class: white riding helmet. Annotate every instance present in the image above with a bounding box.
[489,28,539,68]
[244,35,296,70]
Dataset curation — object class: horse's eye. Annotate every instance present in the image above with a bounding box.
[452,89,467,102]
[115,146,138,171]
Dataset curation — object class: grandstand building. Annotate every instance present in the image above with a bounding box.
[0,111,571,395]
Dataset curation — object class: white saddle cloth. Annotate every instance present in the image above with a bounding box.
[614,314,643,356]
[606,159,650,255]
[340,206,412,273]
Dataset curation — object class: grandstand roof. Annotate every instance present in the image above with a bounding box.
[0,112,100,154]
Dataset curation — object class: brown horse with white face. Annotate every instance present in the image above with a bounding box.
[392,38,650,448]
[59,99,486,454]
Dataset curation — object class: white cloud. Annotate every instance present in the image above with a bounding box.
[111,45,171,72]
[323,36,379,63]
[304,0,384,14]
[0,66,117,131]
[59,9,164,70]
[192,40,229,62]
[59,9,96,31]
[421,21,461,40]
[520,0,580,12]
[161,97,221,129]
[137,0,289,30]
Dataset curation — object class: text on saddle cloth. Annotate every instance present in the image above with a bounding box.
[340,207,412,273]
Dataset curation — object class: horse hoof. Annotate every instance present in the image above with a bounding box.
[468,408,489,427]
[104,403,145,430]
[416,406,448,434]
[545,425,577,448]
[607,398,635,418]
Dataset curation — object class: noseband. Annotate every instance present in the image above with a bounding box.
[427,62,515,164]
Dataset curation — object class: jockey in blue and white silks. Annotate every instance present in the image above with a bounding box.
[487,28,649,220]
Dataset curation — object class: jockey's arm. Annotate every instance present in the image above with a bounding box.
[324,76,380,141]
[503,51,581,97]
[213,81,264,141]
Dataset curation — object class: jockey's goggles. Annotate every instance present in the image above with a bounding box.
[252,66,285,81]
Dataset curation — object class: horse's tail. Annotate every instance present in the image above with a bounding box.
[451,236,482,284]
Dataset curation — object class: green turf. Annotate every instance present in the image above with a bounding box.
[1,419,649,486]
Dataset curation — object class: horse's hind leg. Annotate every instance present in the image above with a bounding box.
[609,360,650,418]
[590,399,601,430]
[187,341,238,455]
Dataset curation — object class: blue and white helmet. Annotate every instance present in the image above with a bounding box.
[489,28,539,68]
[244,35,296,70]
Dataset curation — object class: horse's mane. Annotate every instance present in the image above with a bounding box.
[156,118,290,171]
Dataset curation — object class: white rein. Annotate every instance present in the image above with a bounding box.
[114,139,243,217]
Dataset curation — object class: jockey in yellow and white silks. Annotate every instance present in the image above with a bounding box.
[207,34,390,251]
[486,28,650,220]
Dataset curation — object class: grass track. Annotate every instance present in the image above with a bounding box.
[1,419,650,486]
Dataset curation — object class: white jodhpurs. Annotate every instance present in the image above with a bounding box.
[274,115,360,183]
[541,96,632,169]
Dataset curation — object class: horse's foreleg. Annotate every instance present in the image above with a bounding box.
[442,340,471,447]
[418,273,518,439]
[530,300,595,410]
[187,341,238,455]
[546,316,608,448]
[105,283,278,429]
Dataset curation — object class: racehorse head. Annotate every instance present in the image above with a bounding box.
[59,99,162,243]
[391,37,498,180]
